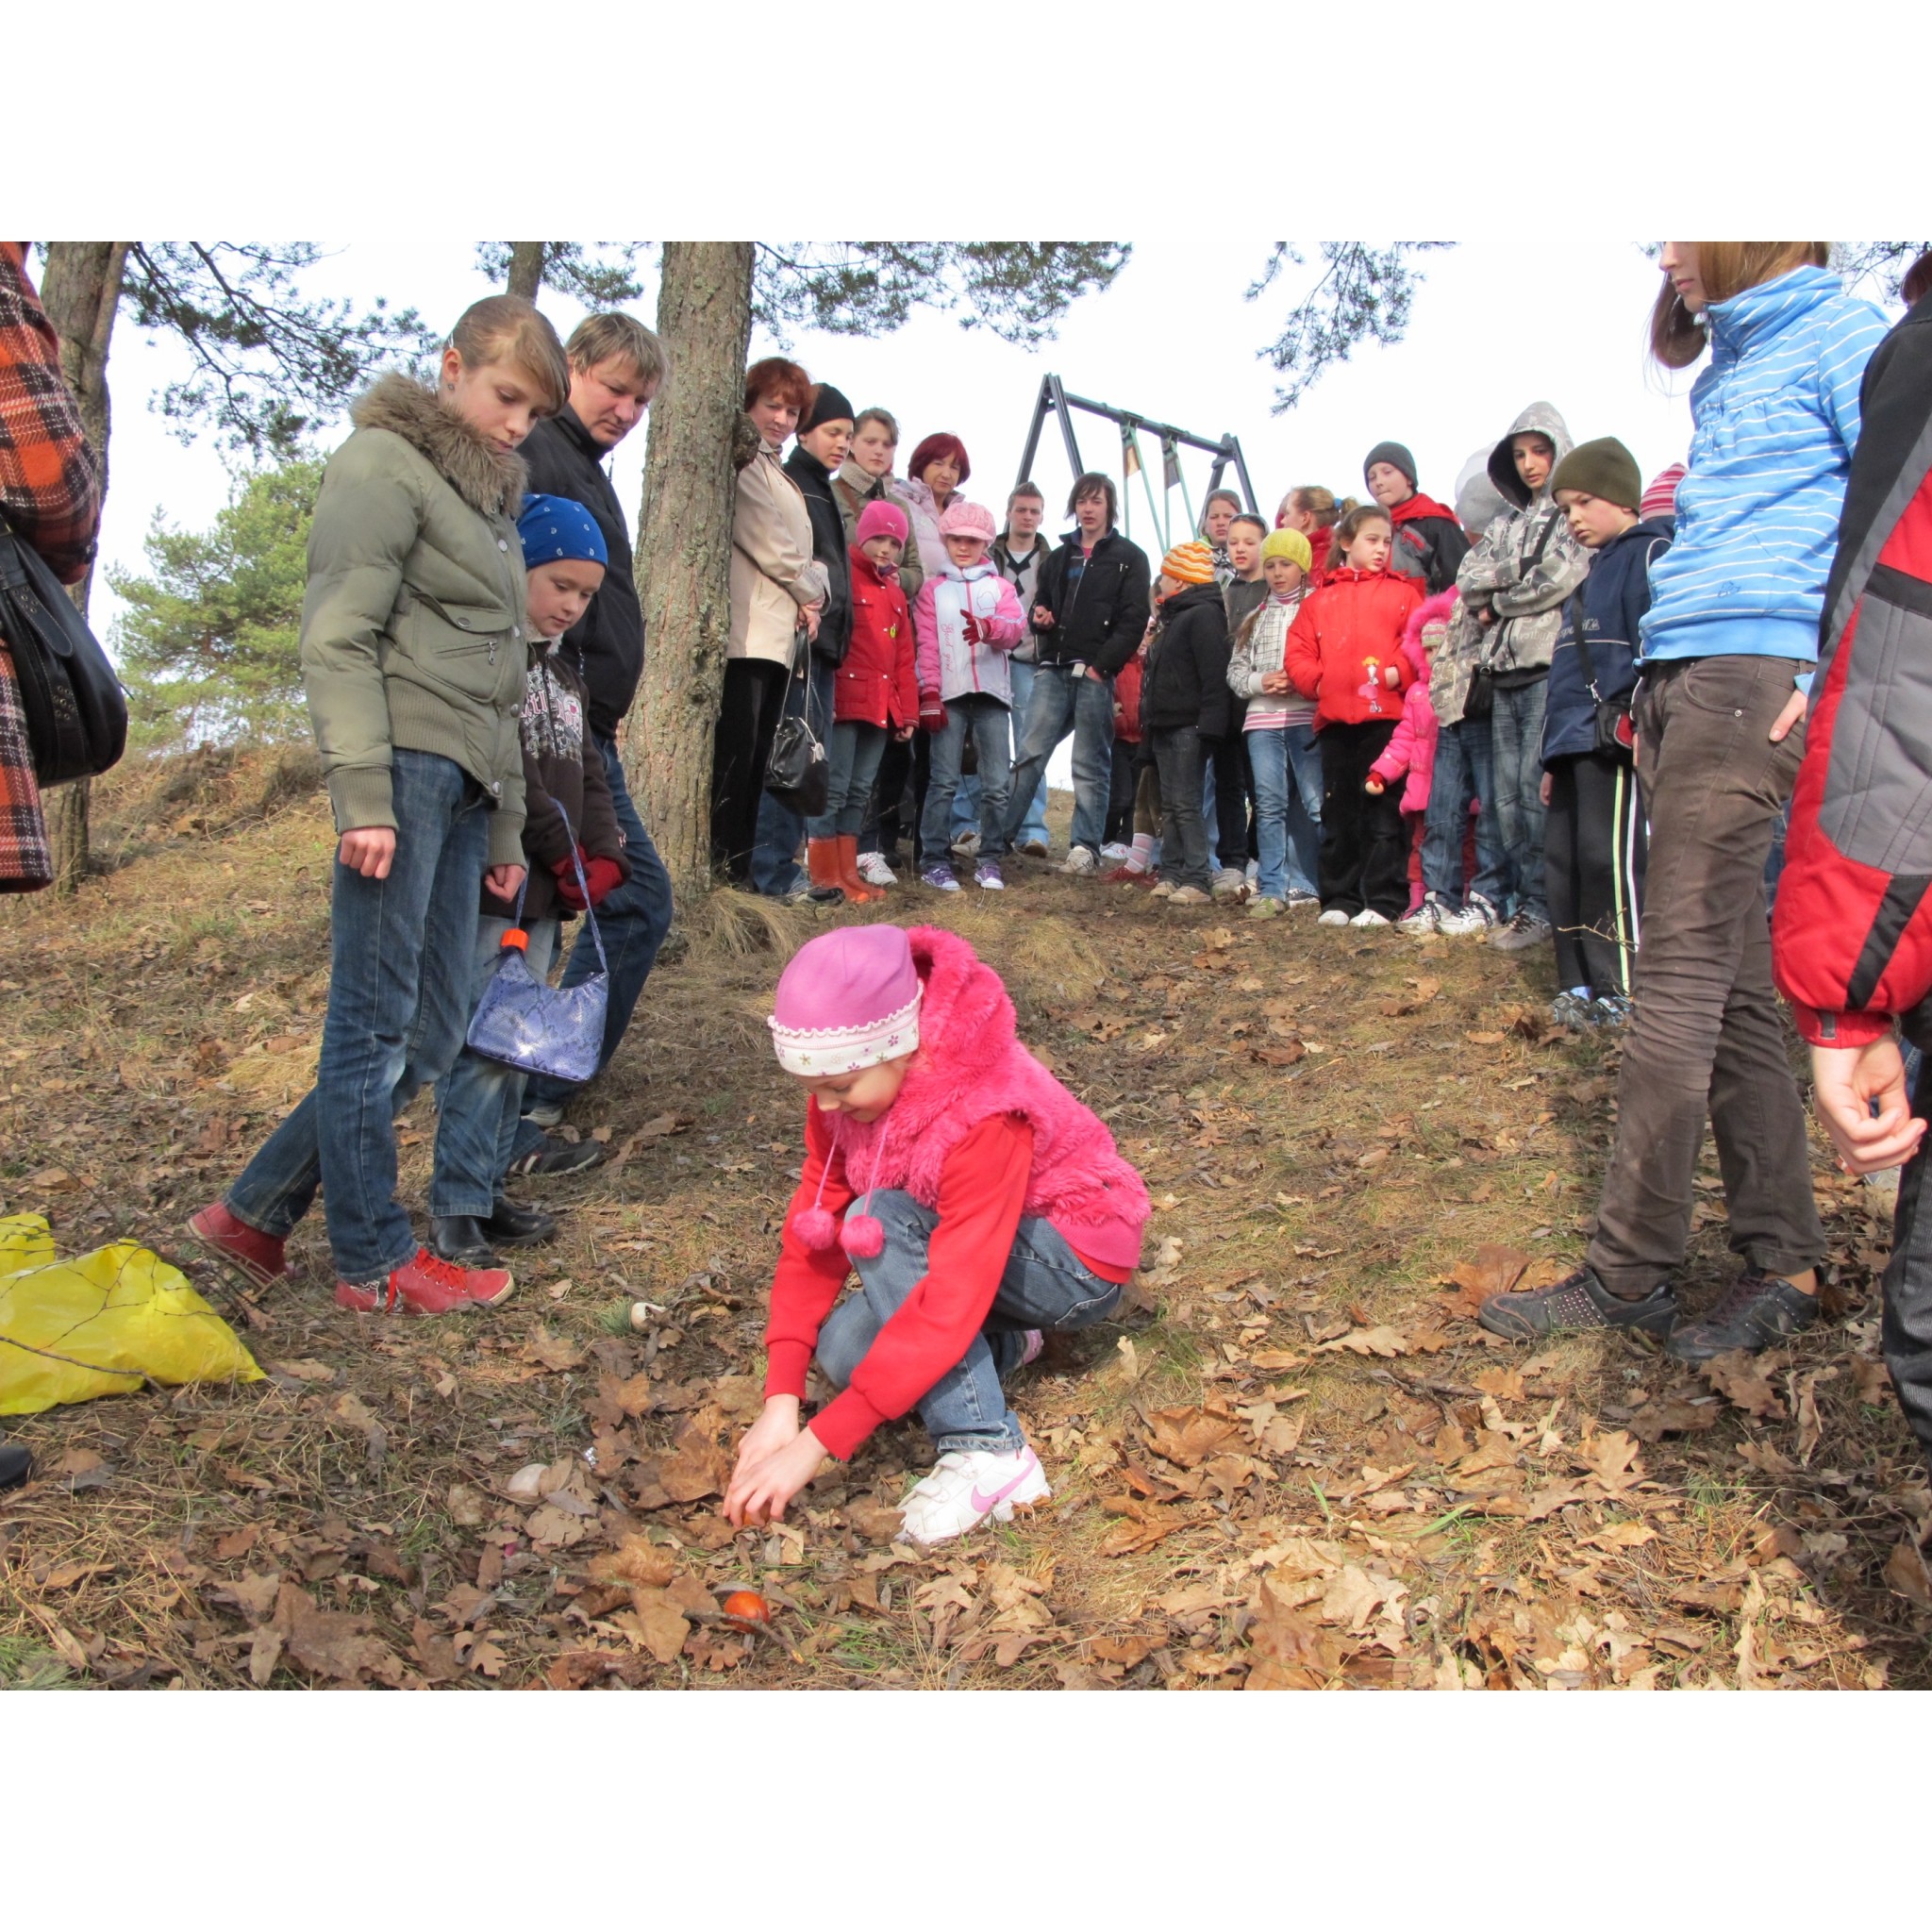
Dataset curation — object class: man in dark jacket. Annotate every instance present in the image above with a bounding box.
[510,314,674,1176]
[1772,272,1932,1529]
[1001,474,1152,873]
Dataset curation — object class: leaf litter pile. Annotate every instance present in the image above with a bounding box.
[2,764,1928,1690]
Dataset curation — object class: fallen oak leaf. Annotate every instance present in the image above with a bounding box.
[1701,1349,1787,1421]
[1316,1324,1409,1358]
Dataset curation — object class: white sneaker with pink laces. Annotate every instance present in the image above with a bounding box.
[895,1443,1051,1545]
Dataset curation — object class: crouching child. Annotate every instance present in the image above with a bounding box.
[724,924,1151,1544]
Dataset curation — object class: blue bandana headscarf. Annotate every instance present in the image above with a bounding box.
[517,491,608,569]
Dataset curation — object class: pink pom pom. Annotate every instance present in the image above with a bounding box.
[842,1213,885,1259]
[794,1207,840,1250]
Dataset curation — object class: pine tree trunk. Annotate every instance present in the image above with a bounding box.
[628,242,755,898]
[38,242,129,895]
[506,243,547,301]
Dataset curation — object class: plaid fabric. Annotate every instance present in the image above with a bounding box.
[0,641,51,891]
[0,243,103,586]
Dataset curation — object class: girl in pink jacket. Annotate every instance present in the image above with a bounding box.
[1366,593,1445,913]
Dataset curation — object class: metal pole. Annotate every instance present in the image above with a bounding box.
[1015,376,1052,490]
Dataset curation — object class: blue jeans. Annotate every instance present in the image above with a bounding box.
[1149,724,1211,891]
[1246,725,1323,899]
[226,749,491,1281]
[520,731,674,1117]
[753,658,835,896]
[808,720,888,841]
[1004,663,1114,858]
[956,658,1049,847]
[1490,678,1549,922]
[429,915,558,1218]
[922,694,1012,860]
[815,1190,1124,1454]
[1424,717,1510,909]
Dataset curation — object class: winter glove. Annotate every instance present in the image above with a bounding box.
[918,692,948,734]
[961,608,985,645]
[551,844,620,911]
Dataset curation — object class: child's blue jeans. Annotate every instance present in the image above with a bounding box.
[808,720,889,842]
[1245,724,1324,899]
[921,694,1012,860]
[1424,717,1511,909]
[429,913,559,1219]
[815,1189,1123,1456]
[225,748,491,1281]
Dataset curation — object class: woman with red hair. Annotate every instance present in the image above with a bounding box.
[900,432,970,582]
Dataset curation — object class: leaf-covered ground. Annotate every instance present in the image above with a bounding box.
[2,753,1928,1690]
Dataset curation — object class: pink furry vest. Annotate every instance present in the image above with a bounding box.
[799,925,1149,1268]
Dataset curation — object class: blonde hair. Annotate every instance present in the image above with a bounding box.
[1281,485,1356,529]
[565,312,668,391]
[854,407,900,442]
[1649,242,1830,369]
[450,295,570,415]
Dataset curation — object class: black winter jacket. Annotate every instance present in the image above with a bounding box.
[784,444,851,666]
[518,405,641,741]
[1141,582,1233,738]
[1542,518,1672,764]
[1029,526,1152,677]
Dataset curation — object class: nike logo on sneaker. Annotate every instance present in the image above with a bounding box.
[970,1452,1039,1516]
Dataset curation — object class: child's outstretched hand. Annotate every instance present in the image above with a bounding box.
[723,1395,829,1527]
[1364,774,1385,796]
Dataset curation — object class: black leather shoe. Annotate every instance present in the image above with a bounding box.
[1477,1265,1677,1341]
[1665,1272,1820,1363]
[0,1436,32,1491]
[483,1195,557,1247]
[429,1215,501,1267]
[506,1134,606,1178]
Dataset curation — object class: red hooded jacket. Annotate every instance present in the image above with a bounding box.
[1285,566,1424,728]
[834,554,918,728]
[1389,491,1471,595]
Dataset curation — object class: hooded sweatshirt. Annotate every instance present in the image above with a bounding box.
[1227,586,1312,728]
[1455,401,1590,678]
[1285,567,1424,727]
[914,561,1025,705]
[762,926,1151,1457]
[1641,264,1889,666]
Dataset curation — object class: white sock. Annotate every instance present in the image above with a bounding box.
[1125,833,1155,873]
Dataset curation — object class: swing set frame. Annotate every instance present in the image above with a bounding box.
[1013,374,1259,554]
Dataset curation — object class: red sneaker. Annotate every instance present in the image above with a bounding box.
[335,1246,514,1316]
[187,1202,292,1291]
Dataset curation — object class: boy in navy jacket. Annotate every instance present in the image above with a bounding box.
[1541,438,1672,1021]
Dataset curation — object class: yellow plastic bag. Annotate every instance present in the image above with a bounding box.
[0,1213,265,1416]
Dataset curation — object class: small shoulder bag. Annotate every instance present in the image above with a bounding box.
[763,622,829,818]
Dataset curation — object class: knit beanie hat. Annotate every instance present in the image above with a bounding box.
[1260,527,1312,573]
[1640,462,1687,522]
[938,498,996,543]
[1550,437,1642,511]
[1160,538,1216,586]
[517,491,608,569]
[855,498,909,548]
[769,925,922,1079]
[1363,441,1418,491]
[801,382,856,433]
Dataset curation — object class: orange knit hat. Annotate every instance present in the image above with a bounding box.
[1160,539,1216,586]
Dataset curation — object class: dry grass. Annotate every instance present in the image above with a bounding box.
[2,754,1927,1690]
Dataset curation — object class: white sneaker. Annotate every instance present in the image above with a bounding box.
[1148,877,1178,898]
[1211,868,1249,902]
[1397,895,1442,936]
[1433,903,1483,936]
[1350,908,1391,927]
[1461,891,1501,933]
[523,1102,564,1130]
[950,829,981,858]
[857,850,898,888]
[1317,908,1350,926]
[896,1444,1051,1545]
[1099,841,1133,866]
[1058,846,1099,876]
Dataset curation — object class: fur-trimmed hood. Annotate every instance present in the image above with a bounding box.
[350,373,527,519]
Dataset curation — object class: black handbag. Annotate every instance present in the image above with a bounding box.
[763,627,828,818]
[0,515,127,785]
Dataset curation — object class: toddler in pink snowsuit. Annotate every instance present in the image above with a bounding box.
[1366,598,1441,911]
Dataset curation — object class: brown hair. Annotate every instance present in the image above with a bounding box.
[743,355,812,413]
[1008,480,1045,508]
[1068,472,1117,523]
[1331,502,1392,562]
[1282,485,1354,529]
[1648,243,1830,369]
[1228,512,1267,539]
[854,407,900,442]
[565,312,668,391]
[449,295,570,415]
[1902,251,1932,309]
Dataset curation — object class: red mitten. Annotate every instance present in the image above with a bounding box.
[551,846,590,911]
[918,692,948,734]
[582,856,623,907]
[961,608,984,644]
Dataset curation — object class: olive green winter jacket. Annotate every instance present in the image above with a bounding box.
[300,374,531,867]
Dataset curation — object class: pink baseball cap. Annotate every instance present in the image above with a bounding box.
[769,924,922,1075]
[938,498,996,543]
[855,498,908,548]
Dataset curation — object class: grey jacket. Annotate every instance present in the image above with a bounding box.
[1456,400,1590,676]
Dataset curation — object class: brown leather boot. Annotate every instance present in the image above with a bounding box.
[807,838,848,900]
[835,834,880,903]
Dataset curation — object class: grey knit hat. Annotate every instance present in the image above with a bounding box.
[1362,440,1418,490]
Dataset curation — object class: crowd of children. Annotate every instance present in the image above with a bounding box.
[167,244,1932,1557]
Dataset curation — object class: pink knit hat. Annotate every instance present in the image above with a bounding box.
[854,498,908,548]
[938,498,996,542]
[769,924,922,1077]
[1640,462,1686,522]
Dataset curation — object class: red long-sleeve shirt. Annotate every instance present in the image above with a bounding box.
[764,1102,1128,1459]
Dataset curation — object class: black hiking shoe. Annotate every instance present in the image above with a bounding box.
[506,1134,606,1178]
[1477,1264,1677,1342]
[482,1194,558,1247]
[1664,1271,1821,1363]
[429,1215,501,1268]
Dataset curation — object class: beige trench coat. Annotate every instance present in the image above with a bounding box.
[729,444,827,665]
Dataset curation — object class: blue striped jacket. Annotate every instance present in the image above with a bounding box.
[1641,264,1889,665]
